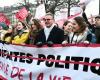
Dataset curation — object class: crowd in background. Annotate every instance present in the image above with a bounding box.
[0,4,100,46]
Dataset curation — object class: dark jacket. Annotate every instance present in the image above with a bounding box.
[34,26,64,44]
[82,12,95,33]
[82,12,100,43]
[95,27,100,43]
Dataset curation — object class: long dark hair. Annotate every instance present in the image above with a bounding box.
[28,19,42,44]
[74,16,87,33]
[63,20,70,29]
[31,19,42,30]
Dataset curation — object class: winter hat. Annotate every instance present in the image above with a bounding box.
[0,22,8,30]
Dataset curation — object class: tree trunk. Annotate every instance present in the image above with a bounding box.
[99,0,100,15]
[67,0,71,17]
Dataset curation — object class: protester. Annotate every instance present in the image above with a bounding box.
[79,3,97,43]
[94,16,100,43]
[11,21,30,45]
[68,16,92,44]
[27,19,42,44]
[34,13,64,45]
[0,22,12,43]
[62,20,73,44]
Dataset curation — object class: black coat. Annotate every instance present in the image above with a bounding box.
[82,12,100,43]
[34,26,64,44]
[95,27,100,43]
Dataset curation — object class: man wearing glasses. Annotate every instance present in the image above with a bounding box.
[34,13,64,45]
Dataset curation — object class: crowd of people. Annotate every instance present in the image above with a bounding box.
[0,5,100,46]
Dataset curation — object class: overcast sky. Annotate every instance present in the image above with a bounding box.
[0,0,21,7]
[0,0,35,7]
[85,0,99,17]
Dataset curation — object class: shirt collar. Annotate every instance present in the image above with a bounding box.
[44,23,55,31]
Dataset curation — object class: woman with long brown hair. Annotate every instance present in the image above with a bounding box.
[27,19,43,44]
[68,16,90,44]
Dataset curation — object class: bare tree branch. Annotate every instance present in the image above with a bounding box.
[41,0,79,16]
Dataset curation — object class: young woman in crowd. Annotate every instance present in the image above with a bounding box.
[68,16,93,44]
[61,16,94,44]
[27,19,43,44]
[62,20,73,44]
[11,21,30,45]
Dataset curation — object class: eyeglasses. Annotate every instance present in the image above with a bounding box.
[43,19,52,21]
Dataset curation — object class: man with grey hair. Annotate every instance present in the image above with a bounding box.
[34,13,64,45]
